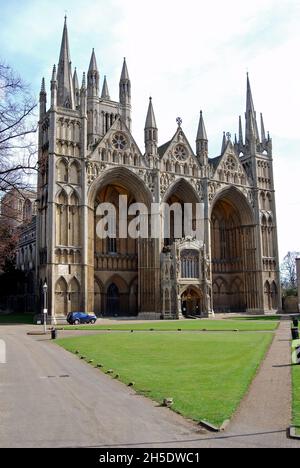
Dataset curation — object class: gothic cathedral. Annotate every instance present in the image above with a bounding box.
[37,19,281,320]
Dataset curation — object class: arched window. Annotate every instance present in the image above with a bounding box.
[55,277,68,316]
[180,250,199,279]
[57,159,68,183]
[69,161,80,185]
[56,191,68,246]
[69,277,80,312]
[69,192,80,247]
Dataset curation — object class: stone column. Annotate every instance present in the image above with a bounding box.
[296,258,300,313]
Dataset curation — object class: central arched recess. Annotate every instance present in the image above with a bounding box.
[88,167,152,317]
[163,178,201,246]
[210,187,257,313]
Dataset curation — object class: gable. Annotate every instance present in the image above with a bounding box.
[89,117,144,164]
[212,142,250,186]
[159,127,199,173]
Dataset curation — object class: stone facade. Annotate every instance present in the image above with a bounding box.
[36,19,281,320]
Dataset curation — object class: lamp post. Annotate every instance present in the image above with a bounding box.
[43,282,48,335]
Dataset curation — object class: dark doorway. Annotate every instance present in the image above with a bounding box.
[107,283,120,316]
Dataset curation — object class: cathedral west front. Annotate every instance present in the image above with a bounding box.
[36,18,281,320]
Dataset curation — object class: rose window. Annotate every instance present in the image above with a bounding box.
[225,156,236,171]
[174,144,187,161]
[112,133,127,150]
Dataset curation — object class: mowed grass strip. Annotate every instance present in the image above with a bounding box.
[292,340,300,435]
[57,332,273,427]
[62,318,278,332]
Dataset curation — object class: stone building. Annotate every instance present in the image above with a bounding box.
[0,189,36,229]
[36,18,281,320]
[0,189,37,312]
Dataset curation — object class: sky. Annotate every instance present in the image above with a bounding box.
[0,0,299,261]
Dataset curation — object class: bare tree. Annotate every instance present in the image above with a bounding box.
[0,62,37,201]
[281,251,300,290]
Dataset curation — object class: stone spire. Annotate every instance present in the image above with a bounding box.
[245,73,259,147]
[145,97,157,129]
[221,131,227,154]
[87,49,99,98]
[101,76,110,100]
[73,67,79,90]
[196,110,207,141]
[239,115,244,146]
[39,77,47,117]
[80,72,87,116]
[73,68,80,108]
[119,58,132,130]
[260,113,266,143]
[144,97,158,156]
[57,16,75,109]
[51,65,57,109]
[196,111,208,165]
[121,57,130,81]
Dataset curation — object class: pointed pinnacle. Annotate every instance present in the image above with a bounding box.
[51,65,57,81]
[40,77,46,93]
[260,113,266,142]
[221,131,227,154]
[197,110,207,141]
[82,72,86,89]
[73,68,79,90]
[121,57,130,81]
[101,75,110,99]
[246,73,256,115]
[239,115,244,145]
[89,48,98,73]
[145,97,157,129]
[59,16,71,65]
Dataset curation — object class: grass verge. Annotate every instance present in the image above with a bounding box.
[292,339,300,435]
[57,331,273,428]
[61,319,279,333]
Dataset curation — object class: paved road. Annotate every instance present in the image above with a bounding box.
[0,324,298,448]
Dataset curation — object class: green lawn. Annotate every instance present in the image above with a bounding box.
[62,319,279,332]
[0,313,34,324]
[226,315,280,322]
[292,339,300,434]
[57,331,273,427]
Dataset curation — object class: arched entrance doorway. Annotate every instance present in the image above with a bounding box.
[107,283,120,316]
[88,167,153,316]
[181,287,203,317]
[211,187,257,313]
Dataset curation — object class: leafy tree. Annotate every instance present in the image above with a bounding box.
[281,251,300,295]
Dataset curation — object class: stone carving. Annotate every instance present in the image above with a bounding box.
[208,181,222,202]
[86,162,106,185]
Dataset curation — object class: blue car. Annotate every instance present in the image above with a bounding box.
[67,312,97,325]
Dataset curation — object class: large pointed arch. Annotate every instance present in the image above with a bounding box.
[88,166,153,208]
[163,177,201,204]
[86,167,154,317]
[210,186,258,313]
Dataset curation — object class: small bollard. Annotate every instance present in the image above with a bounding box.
[51,328,57,340]
[293,318,299,328]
